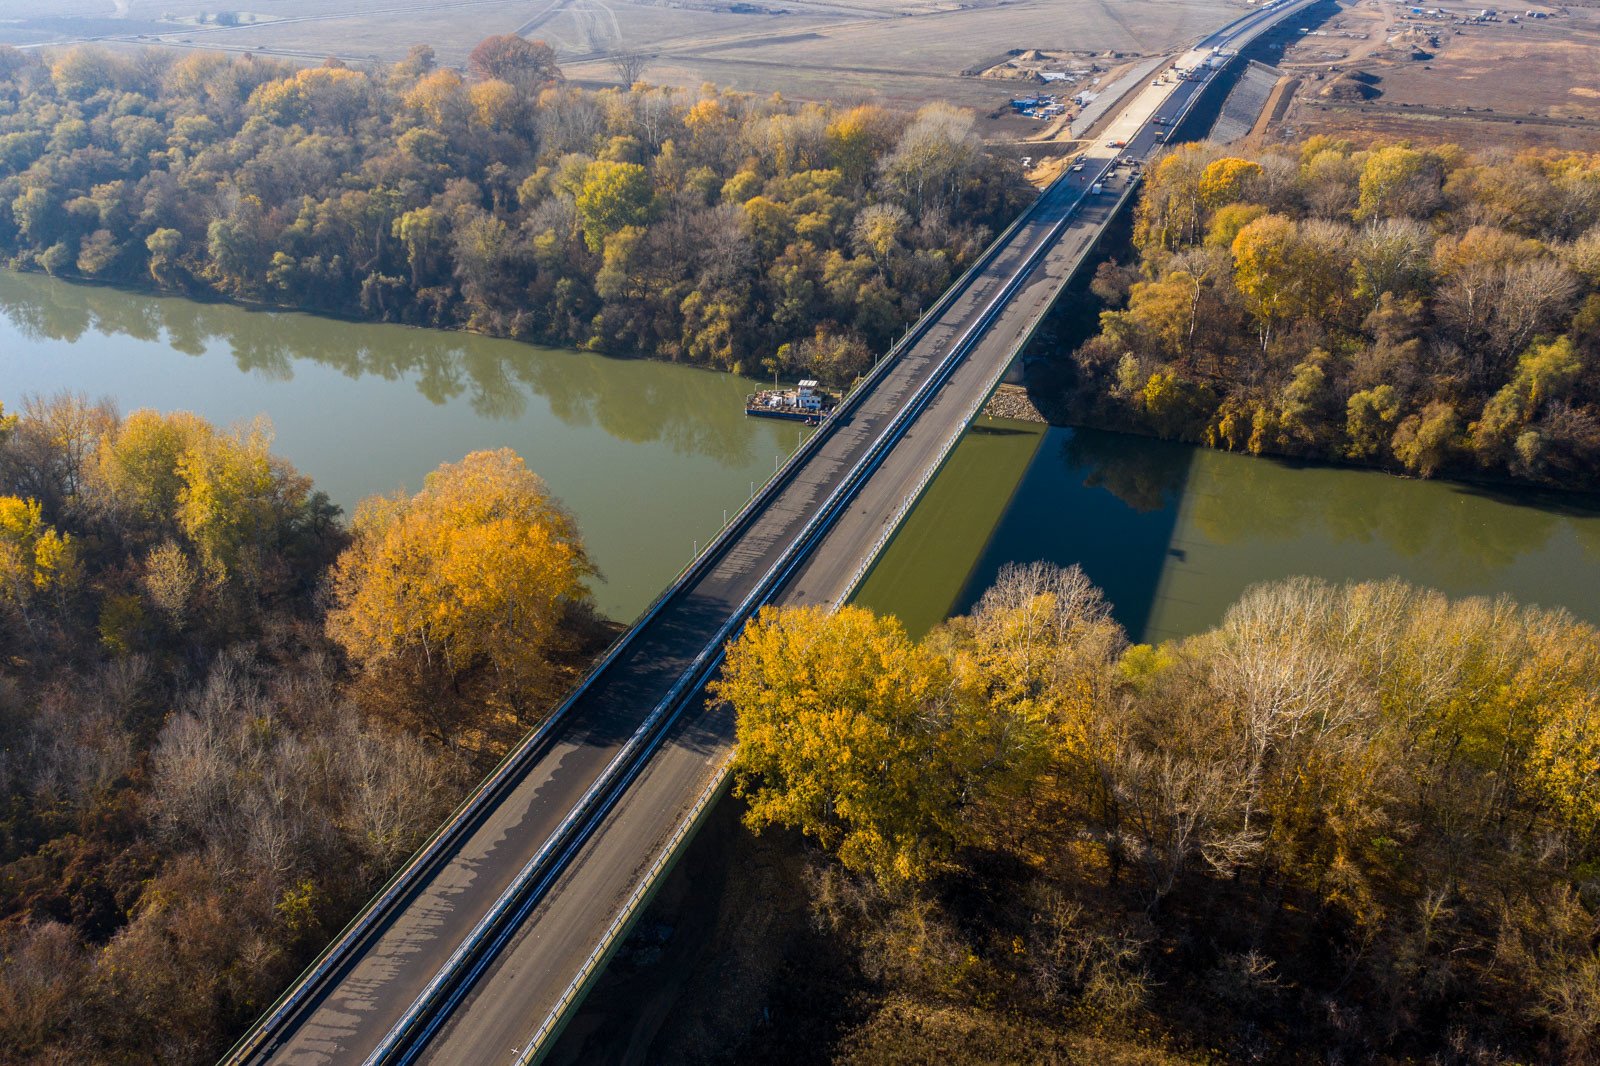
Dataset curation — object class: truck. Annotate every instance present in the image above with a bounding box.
[1089,182,1104,195]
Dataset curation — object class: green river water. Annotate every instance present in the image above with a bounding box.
[0,272,808,622]
[3,271,1596,639]
[858,416,1600,642]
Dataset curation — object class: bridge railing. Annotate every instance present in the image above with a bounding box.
[511,747,738,1064]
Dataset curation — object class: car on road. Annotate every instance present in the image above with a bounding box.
[1105,139,1127,148]
[1071,162,1086,172]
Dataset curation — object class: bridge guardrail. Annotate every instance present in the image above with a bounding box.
[512,746,737,1064]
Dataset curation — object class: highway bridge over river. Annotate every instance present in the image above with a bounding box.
[227,3,1317,1062]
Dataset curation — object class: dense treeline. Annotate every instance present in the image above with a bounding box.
[0,40,1027,384]
[720,566,1600,1063]
[1075,139,1600,489]
[0,396,599,1062]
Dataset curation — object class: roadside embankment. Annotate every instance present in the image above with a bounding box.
[982,383,1048,423]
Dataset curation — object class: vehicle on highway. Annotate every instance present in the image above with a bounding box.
[1105,139,1127,147]
[1071,162,1086,172]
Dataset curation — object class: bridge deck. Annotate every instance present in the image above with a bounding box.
[413,168,1124,1066]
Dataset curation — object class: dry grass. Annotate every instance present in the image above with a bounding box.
[1,0,1244,115]
[1262,0,1600,150]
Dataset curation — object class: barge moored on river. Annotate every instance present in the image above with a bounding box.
[745,379,836,422]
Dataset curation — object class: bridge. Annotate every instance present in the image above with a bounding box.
[227,3,1316,1062]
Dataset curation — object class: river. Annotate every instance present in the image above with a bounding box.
[0,272,808,622]
[5,272,1597,641]
[857,417,1600,642]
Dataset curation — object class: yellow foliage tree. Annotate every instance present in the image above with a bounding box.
[1231,213,1296,346]
[0,495,77,637]
[92,410,308,590]
[1134,145,1212,253]
[825,104,900,187]
[1356,144,1440,221]
[92,408,210,526]
[402,68,466,127]
[468,78,522,130]
[716,605,973,885]
[1198,157,1263,210]
[1530,691,1600,838]
[327,449,594,739]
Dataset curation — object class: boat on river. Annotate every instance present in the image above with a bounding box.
[745,379,836,422]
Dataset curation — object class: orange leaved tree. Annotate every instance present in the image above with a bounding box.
[328,449,594,747]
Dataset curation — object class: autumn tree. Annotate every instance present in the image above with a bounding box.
[467,34,561,92]
[718,605,982,885]
[327,449,594,745]
[879,103,982,223]
[1356,144,1442,221]
[90,410,317,594]
[1197,157,1262,210]
[575,159,653,253]
[0,495,77,638]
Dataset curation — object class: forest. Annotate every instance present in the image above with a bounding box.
[720,565,1600,1064]
[1074,139,1600,490]
[0,38,1027,385]
[0,396,602,1062]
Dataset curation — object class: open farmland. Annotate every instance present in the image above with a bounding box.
[0,0,1241,114]
[1248,0,1600,149]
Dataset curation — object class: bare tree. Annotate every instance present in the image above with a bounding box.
[608,49,649,88]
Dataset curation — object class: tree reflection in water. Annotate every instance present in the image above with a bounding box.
[965,425,1600,642]
[0,271,765,468]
